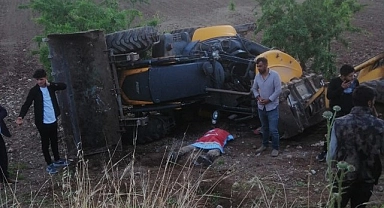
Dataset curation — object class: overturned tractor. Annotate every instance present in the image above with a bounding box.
[47,24,327,153]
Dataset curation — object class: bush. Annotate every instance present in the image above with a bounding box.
[20,0,151,73]
[255,0,363,78]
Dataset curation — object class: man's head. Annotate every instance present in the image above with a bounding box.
[339,64,355,82]
[33,69,48,87]
[352,85,377,107]
[255,57,268,75]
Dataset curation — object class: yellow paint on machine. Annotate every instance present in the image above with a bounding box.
[192,25,237,41]
[119,67,154,105]
[355,52,384,83]
[255,50,303,83]
[324,52,384,109]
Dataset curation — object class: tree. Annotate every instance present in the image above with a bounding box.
[20,0,154,71]
[255,0,362,77]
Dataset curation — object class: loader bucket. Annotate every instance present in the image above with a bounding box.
[278,74,326,138]
[355,52,384,83]
[355,53,384,104]
[47,30,121,156]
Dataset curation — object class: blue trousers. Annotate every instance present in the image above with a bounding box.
[258,107,280,150]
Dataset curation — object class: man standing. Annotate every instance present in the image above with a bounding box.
[0,105,16,183]
[16,69,69,174]
[317,64,359,161]
[252,57,282,157]
[328,85,384,208]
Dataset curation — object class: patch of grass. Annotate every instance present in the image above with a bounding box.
[8,162,28,181]
[216,159,224,165]
[228,0,235,11]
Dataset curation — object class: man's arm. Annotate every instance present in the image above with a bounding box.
[326,79,344,100]
[0,105,7,120]
[268,72,282,102]
[49,82,67,91]
[18,89,35,119]
[251,76,260,99]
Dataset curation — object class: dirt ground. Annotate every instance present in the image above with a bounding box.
[1,0,384,207]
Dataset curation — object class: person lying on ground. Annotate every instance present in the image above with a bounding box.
[170,128,234,166]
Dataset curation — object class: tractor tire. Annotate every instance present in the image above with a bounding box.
[121,115,174,146]
[105,26,159,54]
[361,79,384,104]
[170,27,201,39]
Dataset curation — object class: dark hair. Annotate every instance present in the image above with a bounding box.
[32,69,47,79]
[352,85,377,107]
[339,64,355,76]
[256,57,268,65]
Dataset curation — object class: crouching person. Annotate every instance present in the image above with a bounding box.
[328,85,384,208]
[171,128,234,166]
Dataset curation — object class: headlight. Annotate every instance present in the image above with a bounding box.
[212,110,219,124]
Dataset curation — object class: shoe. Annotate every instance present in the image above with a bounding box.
[255,145,267,154]
[271,149,279,157]
[196,155,213,166]
[46,164,58,174]
[316,151,327,162]
[53,159,70,167]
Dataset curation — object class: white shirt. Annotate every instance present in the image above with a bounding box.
[40,87,56,124]
[251,70,282,111]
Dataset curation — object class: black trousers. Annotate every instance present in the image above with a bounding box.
[0,134,9,182]
[333,180,374,208]
[37,122,60,165]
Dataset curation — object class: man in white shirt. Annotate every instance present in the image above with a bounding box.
[16,69,69,174]
[251,57,282,157]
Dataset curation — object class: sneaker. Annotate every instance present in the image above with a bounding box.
[46,164,58,174]
[196,155,213,166]
[53,159,70,167]
[316,151,327,162]
[255,145,267,154]
[271,149,279,157]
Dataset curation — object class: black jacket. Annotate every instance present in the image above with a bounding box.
[18,82,66,127]
[327,77,359,116]
[0,105,11,137]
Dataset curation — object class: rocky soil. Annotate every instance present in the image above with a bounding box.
[1,0,383,207]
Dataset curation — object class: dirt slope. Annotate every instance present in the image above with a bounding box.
[0,0,383,207]
[132,0,257,31]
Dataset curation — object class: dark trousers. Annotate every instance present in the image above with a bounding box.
[333,180,374,208]
[0,134,9,182]
[258,107,280,150]
[37,122,60,165]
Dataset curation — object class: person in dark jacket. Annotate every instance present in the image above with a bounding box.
[327,85,384,208]
[317,64,359,161]
[0,105,16,183]
[16,69,69,174]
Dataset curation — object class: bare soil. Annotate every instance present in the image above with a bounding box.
[1,0,383,207]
